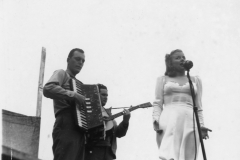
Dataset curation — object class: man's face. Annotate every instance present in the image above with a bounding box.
[99,89,108,106]
[67,51,85,75]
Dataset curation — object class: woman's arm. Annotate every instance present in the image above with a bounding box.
[152,76,165,131]
[195,76,204,127]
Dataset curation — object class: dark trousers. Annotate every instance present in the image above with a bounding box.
[52,109,85,160]
[85,146,114,160]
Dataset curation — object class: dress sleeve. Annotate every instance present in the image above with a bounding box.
[195,76,204,127]
[152,76,165,123]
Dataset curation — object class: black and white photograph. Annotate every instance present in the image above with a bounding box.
[1,0,240,160]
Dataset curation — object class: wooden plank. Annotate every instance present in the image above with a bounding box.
[36,47,46,117]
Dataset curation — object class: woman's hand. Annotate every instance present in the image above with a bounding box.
[154,121,163,134]
[201,126,212,139]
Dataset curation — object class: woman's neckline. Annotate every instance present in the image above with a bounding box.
[165,75,196,86]
[165,81,196,87]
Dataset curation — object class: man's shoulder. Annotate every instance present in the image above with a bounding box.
[46,69,70,85]
[53,69,66,74]
[52,69,69,78]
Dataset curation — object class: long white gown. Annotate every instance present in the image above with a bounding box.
[152,76,204,160]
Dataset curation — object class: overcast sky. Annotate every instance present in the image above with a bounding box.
[1,0,240,159]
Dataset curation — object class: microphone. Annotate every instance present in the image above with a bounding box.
[182,60,193,70]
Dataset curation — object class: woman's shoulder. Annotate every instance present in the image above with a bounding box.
[190,75,202,84]
[156,75,167,83]
[191,75,201,80]
[157,75,167,80]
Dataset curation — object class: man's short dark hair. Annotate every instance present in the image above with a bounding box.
[68,48,84,58]
[97,84,107,90]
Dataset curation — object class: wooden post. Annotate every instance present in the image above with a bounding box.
[36,47,46,117]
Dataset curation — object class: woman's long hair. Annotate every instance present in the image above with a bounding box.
[164,49,183,77]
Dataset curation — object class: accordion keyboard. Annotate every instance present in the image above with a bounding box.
[70,79,104,132]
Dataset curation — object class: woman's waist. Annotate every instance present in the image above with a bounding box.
[164,96,193,107]
[164,102,193,109]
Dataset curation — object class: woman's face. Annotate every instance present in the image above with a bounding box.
[171,51,185,70]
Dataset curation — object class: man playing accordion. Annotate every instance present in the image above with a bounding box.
[43,48,86,160]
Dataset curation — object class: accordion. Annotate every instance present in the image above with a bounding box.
[69,78,105,142]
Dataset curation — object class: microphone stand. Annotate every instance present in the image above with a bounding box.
[186,70,207,160]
